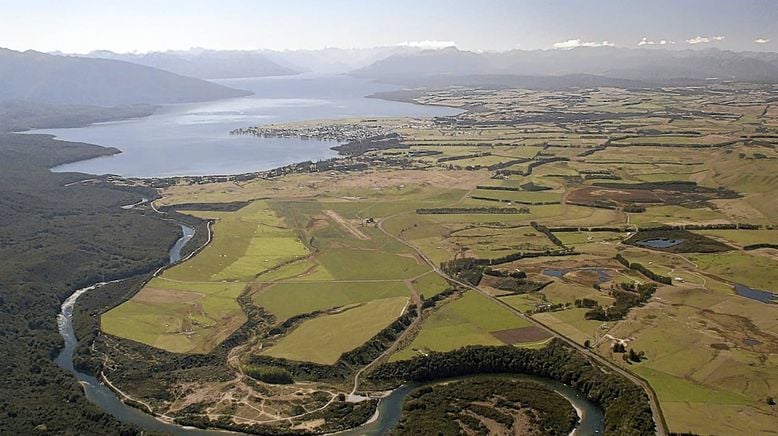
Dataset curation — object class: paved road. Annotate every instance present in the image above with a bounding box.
[376,215,669,436]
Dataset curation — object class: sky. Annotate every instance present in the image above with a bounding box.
[1,0,776,53]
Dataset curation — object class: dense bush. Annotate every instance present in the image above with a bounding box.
[244,365,294,384]
[392,377,577,436]
[584,282,657,321]
[531,221,566,247]
[0,134,183,434]
[370,339,655,436]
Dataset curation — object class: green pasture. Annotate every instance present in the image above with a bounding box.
[261,296,408,364]
[391,291,530,360]
[254,281,410,321]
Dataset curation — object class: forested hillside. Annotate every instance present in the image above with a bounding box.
[0,134,179,433]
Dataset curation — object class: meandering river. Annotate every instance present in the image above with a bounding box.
[54,223,229,435]
[341,375,604,436]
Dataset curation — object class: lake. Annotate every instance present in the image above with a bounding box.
[35,74,461,178]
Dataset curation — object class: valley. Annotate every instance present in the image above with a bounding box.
[70,83,778,434]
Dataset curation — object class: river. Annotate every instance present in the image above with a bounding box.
[54,222,232,435]
[341,374,604,436]
[32,73,461,178]
[57,249,604,436]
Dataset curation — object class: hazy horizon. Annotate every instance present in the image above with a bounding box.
[2,0,776,54]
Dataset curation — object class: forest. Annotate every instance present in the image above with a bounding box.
[0,134,180,434]
[370,339,656,436]
[392,377,578,435]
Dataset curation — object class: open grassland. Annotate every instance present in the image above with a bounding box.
[696,229,778,246]
[686,251,778,291]
[253,281,410,321]
[391,291,532,361]
[260,296,408,364]
[410,271,450,298]
[601,285,778,434]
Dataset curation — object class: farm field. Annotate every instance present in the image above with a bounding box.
[532,308,609,346]
[102,200,307,353]
[254,281,411,321]
[390,290,535,361]
[101,280,248,353]
[261,296,408,364]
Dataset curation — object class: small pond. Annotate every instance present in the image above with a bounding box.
[635,238,684,249]
[734,284,778,304]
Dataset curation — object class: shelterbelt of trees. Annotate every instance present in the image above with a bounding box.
[370,339,656,436]
[0,134,180,434]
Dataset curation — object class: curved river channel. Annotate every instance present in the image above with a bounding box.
[56,223,604,435]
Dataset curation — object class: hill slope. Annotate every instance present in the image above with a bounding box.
[87,49,298,79]
[0,48,251,105]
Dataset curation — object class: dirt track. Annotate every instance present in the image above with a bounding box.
[324,209,370,240]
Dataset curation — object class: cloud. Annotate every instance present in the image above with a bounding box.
[552,39,615,49]
[396,40,456,49]
[755,38,770,44]
[686,35,725,44]
[638,37,676,46]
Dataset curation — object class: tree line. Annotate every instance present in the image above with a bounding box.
[416,206,530,214]
[616,253,673,284]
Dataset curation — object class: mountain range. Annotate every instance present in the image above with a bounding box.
[352,46,778,85]
[4,45,778,133]
[85,48,298,79]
